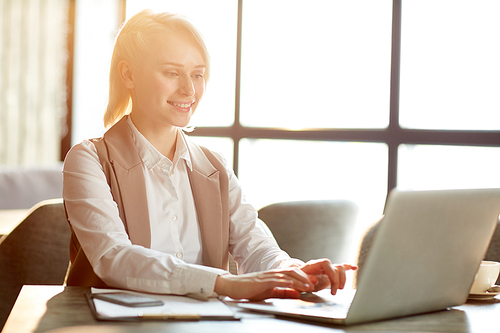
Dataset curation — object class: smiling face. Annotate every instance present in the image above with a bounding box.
[122,29,206,133]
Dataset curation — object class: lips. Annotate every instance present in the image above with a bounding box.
[168,101,195,111]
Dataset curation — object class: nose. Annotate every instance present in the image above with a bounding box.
[179,75,195,97]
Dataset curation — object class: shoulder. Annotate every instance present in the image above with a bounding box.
[65,140,99,161]
[63,140,102,174]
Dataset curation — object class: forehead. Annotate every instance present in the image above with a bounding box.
[146,30,205,65]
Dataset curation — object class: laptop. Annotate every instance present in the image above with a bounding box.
[239,188,500,325]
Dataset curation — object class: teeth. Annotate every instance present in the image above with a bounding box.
[171,102,192,108]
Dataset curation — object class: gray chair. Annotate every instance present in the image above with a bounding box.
[484,219,500,284]
[354,217,500,288]
[353,218,382,288]
[257,200,359,264]
[0,200,70,330]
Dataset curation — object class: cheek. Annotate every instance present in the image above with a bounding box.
[195,82,205,98]
[155,78,175,94]
[135,78,161,98]
[143,74,173,94]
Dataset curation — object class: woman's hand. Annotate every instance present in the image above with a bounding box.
[214,260,357,300]
[214,268,314,301]
[299,259,358,295]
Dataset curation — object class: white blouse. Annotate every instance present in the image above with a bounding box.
[63,117,302,298]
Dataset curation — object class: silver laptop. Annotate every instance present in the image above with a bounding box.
[239,188,500,325]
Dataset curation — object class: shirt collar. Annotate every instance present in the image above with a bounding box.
[126,116,193,173]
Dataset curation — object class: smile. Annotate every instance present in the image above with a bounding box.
[168,101,194,109]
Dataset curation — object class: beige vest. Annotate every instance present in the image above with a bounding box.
[66,117,230,287]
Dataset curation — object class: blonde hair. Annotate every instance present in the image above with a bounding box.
[103,9,210,128]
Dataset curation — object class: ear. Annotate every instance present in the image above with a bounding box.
[118,60,135,89]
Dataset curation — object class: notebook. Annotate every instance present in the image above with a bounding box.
[239,188,500,325]
[87,288,238,321]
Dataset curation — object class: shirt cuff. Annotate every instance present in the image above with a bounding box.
[173,265,229,300]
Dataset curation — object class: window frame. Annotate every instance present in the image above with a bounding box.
[188,0,500,193]
[62,0,500,194]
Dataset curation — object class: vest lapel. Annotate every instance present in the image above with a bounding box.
[104,118,151,248]
[103,121,228,268]
[186,139,227,269]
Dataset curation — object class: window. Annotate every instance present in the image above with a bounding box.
[400,0,500,130]
[239,139,388,226]
[123,0,393,228]
[70,0,500,247]
[398,145,500,190]
[240,0,392,129]
[71,0,120,144]
[397,0,500,193]
[1,1,68,166]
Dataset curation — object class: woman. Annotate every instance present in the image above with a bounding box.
[63,9,356,301]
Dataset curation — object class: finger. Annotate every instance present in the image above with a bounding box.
[342,263,358,271]
[262,277,294,290]
[300,259,332,275]
[248,287,301,301]
[299,260,338,292]
[270,287,301,299]
[301,260,357,275]
[280,269,314,291]
[307,274,319,286]
[313,260,339,288]
[328,266,340,295]
[267,269,313,292]
[303,261,357,292]
[310,274,330,292]
[337,265,346,289]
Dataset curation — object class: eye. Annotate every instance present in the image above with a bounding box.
[192,73,204,79]
[164,71,178,78]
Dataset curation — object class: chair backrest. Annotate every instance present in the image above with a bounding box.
[257,200,359,264]
[0,199,70,330]
[484,220,500,281]
[353,218,381,288]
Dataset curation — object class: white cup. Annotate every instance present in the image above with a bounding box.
[469,261,500,294]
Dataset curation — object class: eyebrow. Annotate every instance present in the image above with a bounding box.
[162,62,206,69]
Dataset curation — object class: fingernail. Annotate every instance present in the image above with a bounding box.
[304,284,310,288]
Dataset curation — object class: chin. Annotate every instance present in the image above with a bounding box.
[173,120,192,129]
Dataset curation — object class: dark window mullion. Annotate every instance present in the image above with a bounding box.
[232,0,244,177]
[61,1,76,161]
[387,0,403,192]
[190,126,500,146]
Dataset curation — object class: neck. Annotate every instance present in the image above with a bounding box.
[130,114,178,161]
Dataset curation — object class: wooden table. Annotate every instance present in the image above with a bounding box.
[2,285,500,333]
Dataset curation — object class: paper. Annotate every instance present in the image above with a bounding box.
[88,288,238,321]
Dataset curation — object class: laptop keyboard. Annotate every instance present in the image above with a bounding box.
[298,292,352,314]
[265,291,353,317]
